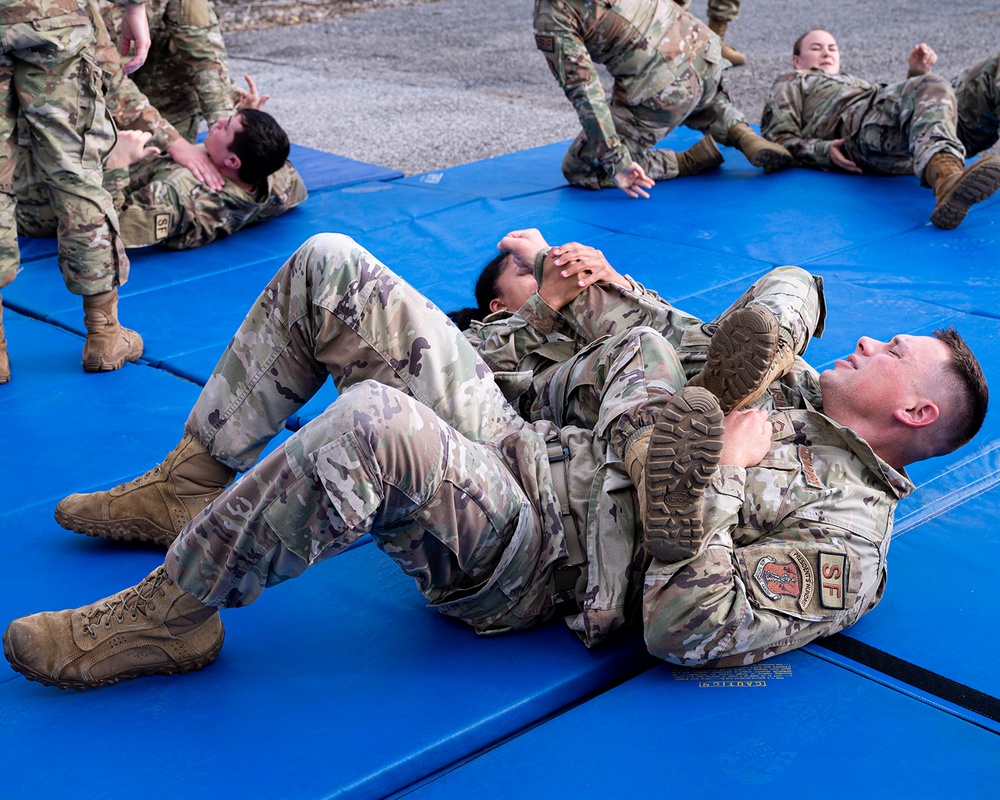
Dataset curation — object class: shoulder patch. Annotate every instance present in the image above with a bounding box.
[818,551,847,609]
[753,549,815,611]
[155,214,171,240]
[535,34,555,52]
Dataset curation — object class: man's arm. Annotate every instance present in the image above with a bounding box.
[118,1,151,74]
[533,1,637,189]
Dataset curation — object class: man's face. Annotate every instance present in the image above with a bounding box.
[793,30,841,74]
[490,255,539,314]
[204,113,244,168]
[820,334,951,425]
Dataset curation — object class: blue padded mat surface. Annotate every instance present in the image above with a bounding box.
[401,649,999,799]
[3,127,1000,799]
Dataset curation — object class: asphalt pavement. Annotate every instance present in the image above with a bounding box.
[224,0,1000,175]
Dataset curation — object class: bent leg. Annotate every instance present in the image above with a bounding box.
[952,52,1000,156]
[188,232,519,471]
[170,382,554,631]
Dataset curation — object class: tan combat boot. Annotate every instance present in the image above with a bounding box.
[0,294,9,384]
[643,387,725,563]
[676,135,725,177]
[708,17,746,67]
[3,566,224,690]
[55,433,236,547]
[926,153,1000,230]
[81,287,144,372]
[727,123,793,173]
[688,305,796,412]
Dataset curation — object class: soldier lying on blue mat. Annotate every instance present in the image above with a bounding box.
[762,29,1000,229]
[3,231,987,688]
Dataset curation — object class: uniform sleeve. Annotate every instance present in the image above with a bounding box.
[642,465,887,667]
[760,73,833,170]
[117,169,204,248]
[253,161,309,222]
[475,293,574,373]
[166,0,237,124]
[533,0,632,176]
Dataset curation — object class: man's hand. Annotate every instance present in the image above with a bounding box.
[119,3,151,75]
[166,138,225,190]
[829,139,862,174]
[234,74,270,111]
[907,43,937,76]
[718,408,772,468]
[498,228,550,272]
[105,130,159,170]
[547,242,630,291]
[612,163,655,199]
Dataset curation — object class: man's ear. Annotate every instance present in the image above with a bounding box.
[489,297,506,314]
[792,55,802,69]
[223,153,242,173]
[894,400,940,428]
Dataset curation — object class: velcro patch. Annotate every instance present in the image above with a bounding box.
[753,549,814,611]
[535,34,556,52]
[818,552,847,609]
[155,214,171,240]
[798,445,824,489]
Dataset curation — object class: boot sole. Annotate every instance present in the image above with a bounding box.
[54,507,179,548]
[752,147,793,173]
[930,158,1000,230]
[689,306,779,413]
[3,627,224,690]
[644,387,724,563]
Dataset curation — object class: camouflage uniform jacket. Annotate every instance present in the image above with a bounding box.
[533,0,715,176]
[470,281,910,665]
[760,68,881,169]
[106,156,308,249]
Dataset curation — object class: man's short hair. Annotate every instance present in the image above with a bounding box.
[231,109,291,186]
[933,327,989,452]
[793,28,834,56]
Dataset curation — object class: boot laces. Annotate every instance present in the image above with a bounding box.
[81,570,170,637]
[122,464,164,490]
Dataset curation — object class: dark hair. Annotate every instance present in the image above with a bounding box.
[446,251,511,328]
[793,28,834,56]
[231,109,290,185]
[933,327,989,452]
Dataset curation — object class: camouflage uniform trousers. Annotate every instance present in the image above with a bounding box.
[673,0,741,24]
[101,0,235,142]
[561,59,745,187]
[953,51,1000,156]
[163,233,683,636]
[526,265,825,433]
[841,73,964,182]
[0,1,126,295]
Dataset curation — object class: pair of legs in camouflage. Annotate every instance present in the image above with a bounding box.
[953,51,1000,156]
[0,5,141,378]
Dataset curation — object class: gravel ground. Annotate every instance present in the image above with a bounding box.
[219,0,1000,175]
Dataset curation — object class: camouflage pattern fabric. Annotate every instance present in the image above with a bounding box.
[167,233,571,635]
[761,68,965,179]
[673,0,741,24]
[101,0,235,142]
[471,263,825,419]
[0,0,127,295]
[15,144,307,249]
[952,51,1000,156]
[532,0,744,187]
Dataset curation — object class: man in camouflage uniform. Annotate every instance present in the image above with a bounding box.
[2,231,988,687]
[673,0,746,66]
[0,0,150,382]
[761,29,1000,229]
[532,0,791,198]
[17,110,306,250]
[100,0,237,143]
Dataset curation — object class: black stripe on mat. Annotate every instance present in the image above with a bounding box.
[815,634,1000,724]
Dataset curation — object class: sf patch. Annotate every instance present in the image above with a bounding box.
[155,213,171,240]
[535,34,556,52]
[818,551,847,609]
